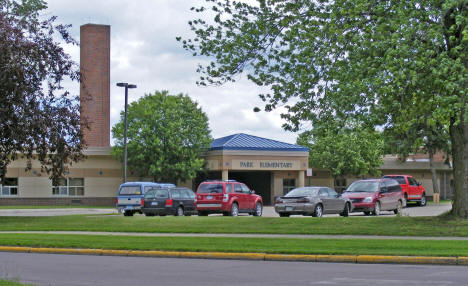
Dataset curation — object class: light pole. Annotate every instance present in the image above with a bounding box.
[116,82,137,183]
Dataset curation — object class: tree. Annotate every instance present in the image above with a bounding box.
[0,0,85,186]
[111,90,212,184]
[384,121,450,195]
[297,124,384,188]
[180,0,468,217]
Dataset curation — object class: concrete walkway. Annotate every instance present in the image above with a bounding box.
[1,230,467,240]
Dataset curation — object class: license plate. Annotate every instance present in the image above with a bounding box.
[285,206,293,211]
[206,196,213,200]
[151,202,158,206]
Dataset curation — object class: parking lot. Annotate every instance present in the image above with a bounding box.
[0,203,451,217]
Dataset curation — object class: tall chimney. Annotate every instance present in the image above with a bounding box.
[80,24,110,147]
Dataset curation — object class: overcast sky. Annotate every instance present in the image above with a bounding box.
[44,0,299,144]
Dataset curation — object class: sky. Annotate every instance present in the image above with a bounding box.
[44,0,300,144]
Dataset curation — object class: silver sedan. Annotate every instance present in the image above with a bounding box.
[274,186,352,217]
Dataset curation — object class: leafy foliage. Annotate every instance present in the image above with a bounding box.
[0,0,85,185]
[180,0,468,217]
[111,91,212,183]
[298,125,384,179]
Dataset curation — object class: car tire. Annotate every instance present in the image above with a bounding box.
[198,211,208,216]
[176,206,184,216]
[340,203,350,217]
[312,204,323,217]
[222,212,229,216]
[418,193,427,207]
[253,202,263,216]
[404,193,408,207]
[230,203,239,216]
[373,201,381,216]
[123,210,133,217]
[279,213,290,217]
[394,200,402,215]
[363,211,371,216]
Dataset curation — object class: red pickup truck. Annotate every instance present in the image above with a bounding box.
[383,175,426,206]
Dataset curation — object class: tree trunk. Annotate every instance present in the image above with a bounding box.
[429,150,440,194]
[450,119,468,218]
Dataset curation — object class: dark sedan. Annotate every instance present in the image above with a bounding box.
[141,187,197,216]
[274,186,352,217]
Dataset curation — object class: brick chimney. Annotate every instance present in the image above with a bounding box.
[80,24,110,147]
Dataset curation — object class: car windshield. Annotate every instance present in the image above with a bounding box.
[119,186,141,195]
[198,183,223,194]
[345,181,379,193]
[383,176,406,184]
[285,187,319,197]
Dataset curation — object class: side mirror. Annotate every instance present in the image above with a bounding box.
[417,182,422,186]
[250,190,255,194]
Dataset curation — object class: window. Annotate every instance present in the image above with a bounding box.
[240,184,250,194]
[1,178,18,196]
[408,177,418,186]
[171,189,181,199]
[283,179,296,195]
[318,189,328,197]
[198,183,223,194]
[180,189,190,199]
[155,189,169,198]
[327,188,339,198]
[225,184,233,193]
[235,184,243,193]
[52,178,84,196]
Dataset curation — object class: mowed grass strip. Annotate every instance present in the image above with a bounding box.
[0,215,467,237]
[0,279,35,286]
[0,233,467,257]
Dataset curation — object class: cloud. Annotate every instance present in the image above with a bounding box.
[45,0,300,145]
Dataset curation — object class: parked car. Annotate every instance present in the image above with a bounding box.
[383,175,426,206]
[116,182,175,216]
[274,186,352,217]
[141,187,197,216]
[341,178,403,216]
[195,180,263,216]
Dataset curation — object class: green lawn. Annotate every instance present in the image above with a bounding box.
[0,214,467,237]
[0,233,467,257]
[0,279,34,286]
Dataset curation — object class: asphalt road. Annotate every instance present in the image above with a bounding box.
[0,204,452,217]
[1,252,465,286]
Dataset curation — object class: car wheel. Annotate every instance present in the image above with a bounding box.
[230,203,239,216]
[373,201,381,216]
[176,206,184,216]
[418,193,427,206]
[253,202,263,216]
[198,211,208,216]
[279,213,290,217]
[144,212,154,217]
[313,204,323,217]
[123,210,133,217]
[363,211,371,216]
[404,193,408,207]
[394,200,402,215]
[340,203,350,217]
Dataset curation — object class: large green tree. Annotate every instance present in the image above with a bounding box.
[111,90,212,184]
[0,0,85,185]
[180,0,468,217]
[298,124,384,185]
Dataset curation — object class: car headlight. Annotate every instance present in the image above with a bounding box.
[363,197,373,203]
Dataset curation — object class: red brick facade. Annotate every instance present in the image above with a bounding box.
[80,24,110,147]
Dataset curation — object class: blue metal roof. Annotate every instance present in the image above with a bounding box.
[210,133,308,152]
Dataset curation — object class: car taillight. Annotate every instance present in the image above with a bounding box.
[166,199,173,207]
[115,197,118,204]
[223,193,229,202]
[141,199,144,207]
[296,197,310,203]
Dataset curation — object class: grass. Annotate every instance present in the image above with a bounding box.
[0,205,113,209]
[0,214,467,237]
[0,279,34,286]
[0,233,467,257]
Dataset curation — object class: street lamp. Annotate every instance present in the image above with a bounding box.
[116,82,137,183]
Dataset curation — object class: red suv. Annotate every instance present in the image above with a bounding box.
[341,178,404,216]
[383,175,426,206]
[195,180,263,216]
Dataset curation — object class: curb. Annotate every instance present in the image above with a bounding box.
[0,246,465,265]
